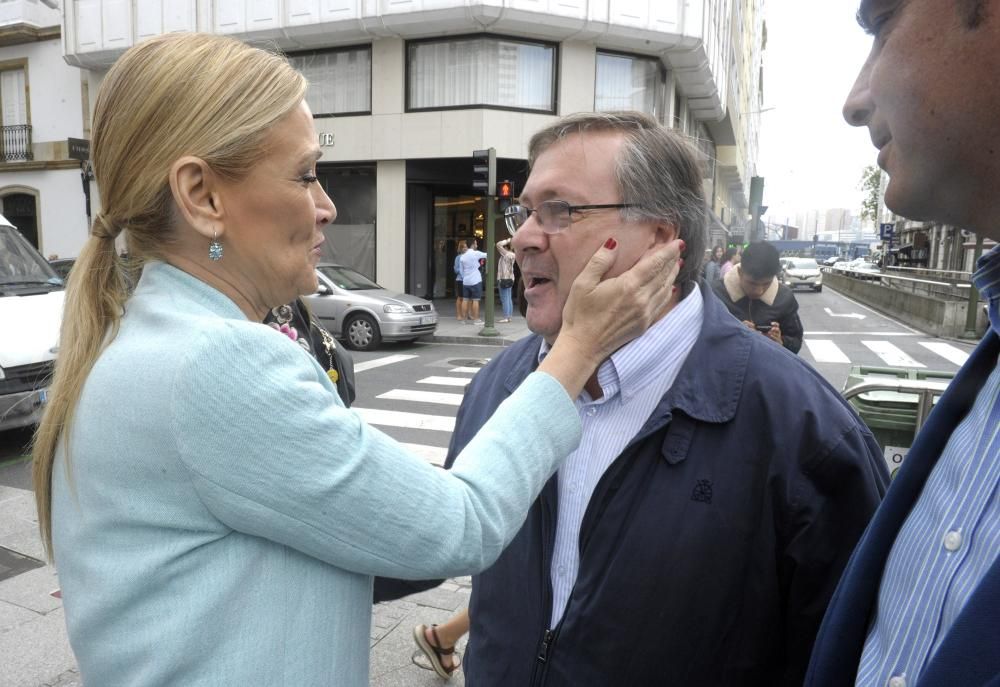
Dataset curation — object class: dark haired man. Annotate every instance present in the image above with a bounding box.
[441,112,886,686]
[806,3,1000,686]
[711,241,804,353]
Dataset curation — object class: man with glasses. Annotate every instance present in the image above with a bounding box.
[439,111,886,685]
[806,3,1000,686]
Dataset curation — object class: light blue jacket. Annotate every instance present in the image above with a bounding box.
[51,261,581,686]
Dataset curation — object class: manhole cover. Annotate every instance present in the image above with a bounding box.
[447,359,489,368]
[0,546,44,583]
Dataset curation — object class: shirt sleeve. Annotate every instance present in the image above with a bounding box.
[170,323,581,579]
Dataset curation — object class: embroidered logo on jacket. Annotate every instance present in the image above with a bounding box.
[691,479,713,504]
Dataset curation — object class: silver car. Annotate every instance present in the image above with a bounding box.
[781,257,823,292]
[303,263,438,351]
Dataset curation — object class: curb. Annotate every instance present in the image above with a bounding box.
[429,334,516,346]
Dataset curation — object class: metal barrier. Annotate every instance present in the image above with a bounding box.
[841,378,950,435]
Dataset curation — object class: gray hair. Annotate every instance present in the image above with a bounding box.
[527,111,708,285]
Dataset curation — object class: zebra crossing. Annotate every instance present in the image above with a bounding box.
[801,336,970,369]
[352,358,482,467]
[350,335,972,467]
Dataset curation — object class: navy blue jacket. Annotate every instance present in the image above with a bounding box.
[446,283,888,686]
[806,331,1000,687]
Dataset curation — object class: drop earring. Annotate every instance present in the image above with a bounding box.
[208,230,223,261]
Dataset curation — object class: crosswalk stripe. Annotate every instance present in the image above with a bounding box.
[378,389,465,406]
[353,407,455,432]
[418,376,471,387]
[450,366,483,374]
[354,354,419,373]
[919,341,970,367]
[862,340,926,368]
[804,339,851,364]
[400,442,449,466]
[804,331,916,337]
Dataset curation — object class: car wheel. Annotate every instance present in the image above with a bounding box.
[813,285,823,292]
[344,313,381,351]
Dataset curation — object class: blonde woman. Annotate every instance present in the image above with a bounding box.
[31,33,682,686]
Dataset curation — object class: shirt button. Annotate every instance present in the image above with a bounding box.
[586,407,597,417]
[887,676,906,687]
[943,530,963,552]
[558,565,567,576]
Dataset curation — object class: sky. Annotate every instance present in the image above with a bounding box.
[756,0,878,225]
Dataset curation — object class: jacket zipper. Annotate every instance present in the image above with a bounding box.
[529,414,675,686]
[530,485,558,687]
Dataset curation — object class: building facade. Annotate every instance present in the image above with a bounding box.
[57,0,764,296]
[0,0,90,259]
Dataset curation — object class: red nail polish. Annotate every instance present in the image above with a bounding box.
[679,240,687,251]
[678,258,685,268]
[604,237,617,249]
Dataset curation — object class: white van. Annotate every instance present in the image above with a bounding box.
[0,214,64,431]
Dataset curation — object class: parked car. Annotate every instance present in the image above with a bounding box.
[823,255,844,267]
[0,216,65,431]
[833,258,883,281]
[49,258,75,281]
[781,257,823,292]
[303,263,437,351]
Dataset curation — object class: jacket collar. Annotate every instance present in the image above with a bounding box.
[723,266,779,306]
[504,280,751,424]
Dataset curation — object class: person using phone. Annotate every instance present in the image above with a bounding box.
[712,241,803,353]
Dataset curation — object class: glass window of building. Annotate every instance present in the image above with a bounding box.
[595,51,665,121]
[316,164,376,278]
[407,36,556,112]
[287,46,371,117]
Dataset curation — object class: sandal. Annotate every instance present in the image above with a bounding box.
[412,623,461,679]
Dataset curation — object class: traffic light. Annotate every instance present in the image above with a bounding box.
[472,148,496,196]
[497,180,514,199]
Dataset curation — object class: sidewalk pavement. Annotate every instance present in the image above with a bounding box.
[0,297,534,686]
[428,296,533,346]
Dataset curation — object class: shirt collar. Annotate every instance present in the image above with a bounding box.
[973,244,1000,335]
[537,284,704,402]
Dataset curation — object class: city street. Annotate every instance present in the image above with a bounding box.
[0,290,978,686]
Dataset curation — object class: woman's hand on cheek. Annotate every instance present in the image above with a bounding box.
[556,237,684,367]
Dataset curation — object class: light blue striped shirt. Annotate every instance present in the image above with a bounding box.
[856,246,1000,687]
[539,284,704,626]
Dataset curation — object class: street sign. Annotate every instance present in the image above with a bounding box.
[67,137,90,161]
[879,222,895,240]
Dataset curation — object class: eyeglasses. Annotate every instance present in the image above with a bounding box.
[503,200,642,236]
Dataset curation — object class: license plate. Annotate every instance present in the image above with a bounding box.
[421,315,437,325]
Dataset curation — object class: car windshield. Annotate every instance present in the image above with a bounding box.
[787,258,819,269]
[0,226,62,287]
[318,265,381,291]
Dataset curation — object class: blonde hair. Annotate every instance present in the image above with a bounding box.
[32,32,307,558]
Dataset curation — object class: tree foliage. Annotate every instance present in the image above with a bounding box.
[859,165,882,223]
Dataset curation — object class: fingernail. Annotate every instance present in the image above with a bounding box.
[604,237,617,249]
[679,240,686,252]
[672,286,679,293]
[678,258,684,268]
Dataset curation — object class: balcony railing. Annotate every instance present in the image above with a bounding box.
[1,124,32,162]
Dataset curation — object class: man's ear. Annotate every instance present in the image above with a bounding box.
[653,222,679,245]
[169,156,225,241]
